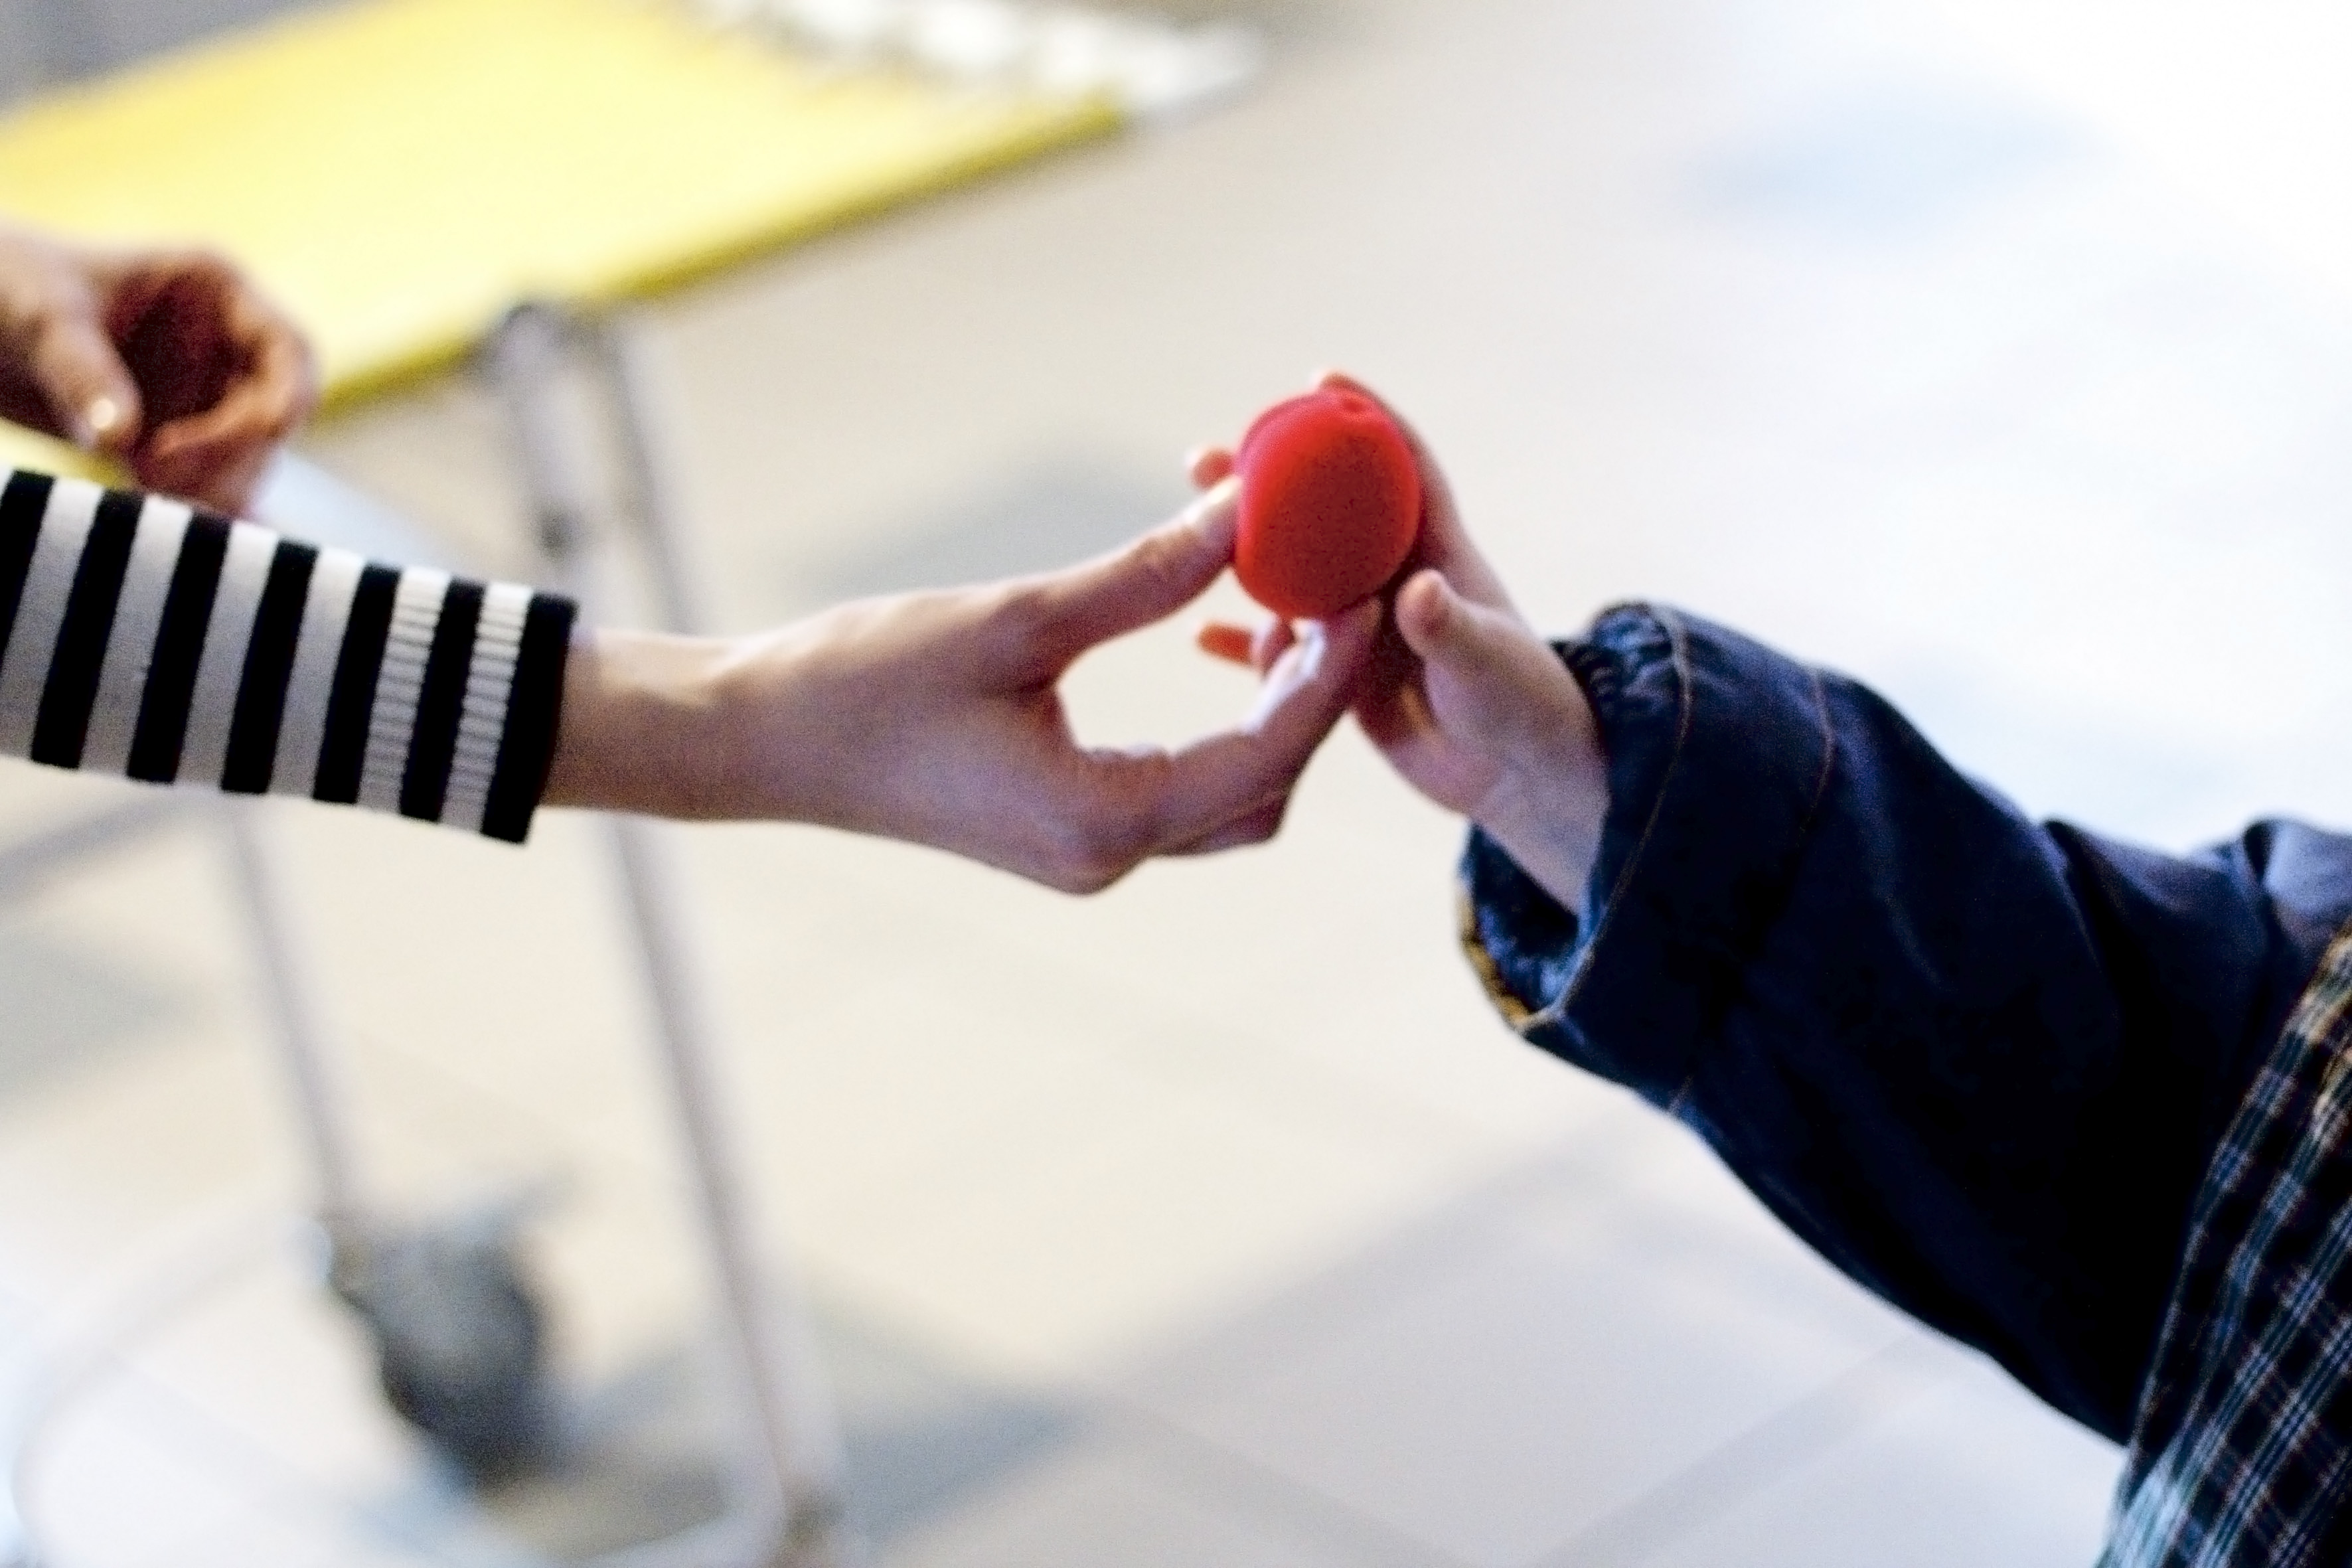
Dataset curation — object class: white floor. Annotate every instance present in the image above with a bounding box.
[13,0,2352,1561]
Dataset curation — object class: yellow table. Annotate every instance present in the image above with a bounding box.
[0,423,98,483]
[0,0,1119,409]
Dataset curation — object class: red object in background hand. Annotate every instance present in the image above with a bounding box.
[1232,389,1421,619]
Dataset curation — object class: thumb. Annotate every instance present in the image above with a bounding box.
[1393,568,1518,674]
[1391,568,1561,746]
[1022,476,1240,668]
[27,305,140,456]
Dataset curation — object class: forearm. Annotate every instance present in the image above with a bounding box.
[1462,648,1608,919]
[540,627,748,820]
[0,467,573,840]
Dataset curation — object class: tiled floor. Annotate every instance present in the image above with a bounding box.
[15,0,2352,1560]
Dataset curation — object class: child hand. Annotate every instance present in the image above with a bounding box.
[1194,374,1607,917]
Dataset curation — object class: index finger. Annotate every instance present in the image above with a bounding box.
[145,352,309,463]
[140,319,317,510]
[1119,597,1377,854]
[147,293,316,453]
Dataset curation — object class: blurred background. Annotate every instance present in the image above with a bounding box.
[7,0,2352,1563]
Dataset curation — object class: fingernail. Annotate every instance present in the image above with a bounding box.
[1291,622,1327,680]
[81,396,121,446]
[1185,474,1241,521]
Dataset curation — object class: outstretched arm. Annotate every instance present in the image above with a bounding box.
[0,466,1370,886]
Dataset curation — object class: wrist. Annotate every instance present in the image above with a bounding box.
[1470,670,1607,921]
[542,626,744,818]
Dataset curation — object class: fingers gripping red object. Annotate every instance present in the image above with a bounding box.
[1232,389,1421,618]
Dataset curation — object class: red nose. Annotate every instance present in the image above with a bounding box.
[1233,390,1422,619]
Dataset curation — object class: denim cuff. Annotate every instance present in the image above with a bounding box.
[1458,604,1836,1109]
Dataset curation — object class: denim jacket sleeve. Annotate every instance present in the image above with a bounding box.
[1460,604,2352,1442]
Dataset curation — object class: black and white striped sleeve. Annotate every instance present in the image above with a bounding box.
[0,469,577,843]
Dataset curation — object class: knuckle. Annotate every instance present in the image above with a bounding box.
[988,583,1088,677]
[1128,528,1194,594]
[1053,859,1126,897]
[29,308,88,354]
[1237,809,1285,847]
[175,246,234,279]
[985,582,1055,650]
[26,316,106,394]
[1046,801,1148,895]
[1040,845,1115,895]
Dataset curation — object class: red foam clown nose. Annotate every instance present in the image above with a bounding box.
[1232,390,1421,619]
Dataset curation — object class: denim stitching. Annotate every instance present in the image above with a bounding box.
[1522,603,1695,1036]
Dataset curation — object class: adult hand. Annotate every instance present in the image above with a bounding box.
[1194,373,1607,917]
[544,479,1379,893]
[0,222,318,513]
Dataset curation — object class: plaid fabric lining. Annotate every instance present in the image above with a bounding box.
[2104,925,2352,1565]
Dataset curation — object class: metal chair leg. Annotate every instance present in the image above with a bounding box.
[486,301,857,1567]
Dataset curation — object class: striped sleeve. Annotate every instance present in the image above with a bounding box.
[0,470,576,844]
